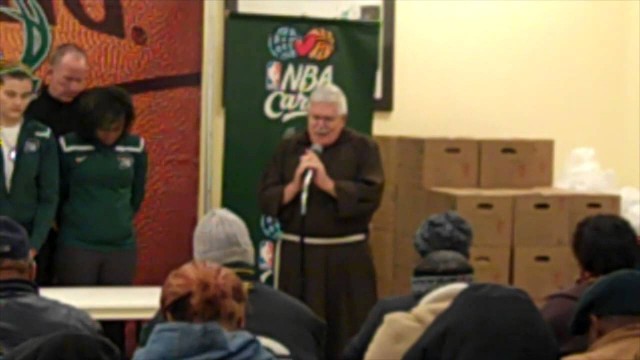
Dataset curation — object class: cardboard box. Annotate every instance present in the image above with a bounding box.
[372,185,397,232]
[513,247,580,301]
[392,229,421,295]
[566,193,621,235]
[395,137,425,187]
[369,226,395,298]
[470,246,511,285]
[480,140,553,188]
[426,188,516,247]
[514,194,570,246]
[422,139,479,188]
[374,136,479,189]
[395,186,430,235]
[374,136,398,186]
[536,189,621,236]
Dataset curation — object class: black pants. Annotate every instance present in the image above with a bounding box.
[56,244,137,359]
[55,244,137,285]
[35,230,58,285]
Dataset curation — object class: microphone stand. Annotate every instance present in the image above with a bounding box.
[299,170,313,303]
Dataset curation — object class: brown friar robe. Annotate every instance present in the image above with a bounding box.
[259,128,384,359]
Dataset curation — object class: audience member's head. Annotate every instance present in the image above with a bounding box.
[47,43,89,103]
[572,215,640,279]
[5,332,119,360]
[414,211,473,259]
[193,208,255,267]
[77,86,135,146]
[411,250,474,297]
[571,269,640,344]
[0,217,36,281]
[403,283,558,360]
[161,261,248,331]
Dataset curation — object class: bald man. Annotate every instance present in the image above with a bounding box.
[25,43,90,286]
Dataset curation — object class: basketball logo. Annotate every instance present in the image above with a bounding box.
[308,28,335,61]
[267,26,335,62]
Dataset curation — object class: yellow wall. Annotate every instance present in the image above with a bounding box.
[373,0,639,187]
[623,0,640,187]
[204,0,640,209]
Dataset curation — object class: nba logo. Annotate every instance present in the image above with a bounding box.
[266,61,282,90]
[259,240,275,271]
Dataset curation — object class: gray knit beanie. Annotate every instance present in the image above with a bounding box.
[193,208,255,266]
[414,211,473,258]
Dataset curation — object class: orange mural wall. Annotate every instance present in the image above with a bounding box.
[0,0,203,284]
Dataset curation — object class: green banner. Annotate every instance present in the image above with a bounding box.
[223,13,380,278]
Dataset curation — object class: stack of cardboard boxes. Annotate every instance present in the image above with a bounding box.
[370,137,620,303]
[371,137,480,296]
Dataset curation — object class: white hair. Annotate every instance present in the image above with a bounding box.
[309,83,348,115]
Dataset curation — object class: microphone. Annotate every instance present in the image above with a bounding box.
[300,144,323,215]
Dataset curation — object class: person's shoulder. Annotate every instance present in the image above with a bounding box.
[34,295,99,332]
[561,354,587,360]
[116,134,146,153]
[23,119,53,140]
[252,283,322,321]
[252,282,302,307]
[546,282,591,302]
[279,131,306,148]
[59,133,93,153]
[377,294,418,313]
[25,90,49,109]
[343,128,378,150]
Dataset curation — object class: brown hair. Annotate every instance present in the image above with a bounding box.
[0,63,34,86]
[161,261,248,327]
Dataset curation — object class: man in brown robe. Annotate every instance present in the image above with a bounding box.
[259,84,384,358]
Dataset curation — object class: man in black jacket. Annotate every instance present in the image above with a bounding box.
[26,43,89,137]
[24,43,89,286]
[139,208,326,360]
[0,216,101,355]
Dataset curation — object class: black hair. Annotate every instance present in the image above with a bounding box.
[572,214,640,276]
[76,86,135,142]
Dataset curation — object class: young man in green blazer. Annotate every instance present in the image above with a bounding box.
[0,66,59,257]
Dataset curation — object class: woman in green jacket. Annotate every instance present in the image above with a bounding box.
[0,66,59,256]
[56,86,147,286]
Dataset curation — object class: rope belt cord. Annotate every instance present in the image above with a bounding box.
[280,232,366,245]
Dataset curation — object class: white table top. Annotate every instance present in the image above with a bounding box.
[40,286,161,321]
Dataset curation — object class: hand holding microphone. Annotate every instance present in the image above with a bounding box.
[300,145,335,192]
[301,143,323,184]
[285,145,335,208]
[299,144,324,215]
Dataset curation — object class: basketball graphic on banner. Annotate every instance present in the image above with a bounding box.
[308,28,335,61]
